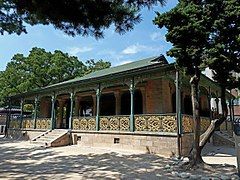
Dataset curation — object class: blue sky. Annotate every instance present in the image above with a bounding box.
[0,1,178,71]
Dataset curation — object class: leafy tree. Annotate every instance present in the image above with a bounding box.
[0,0,165,37]
[0,47,111,105]
[85,59,111,75]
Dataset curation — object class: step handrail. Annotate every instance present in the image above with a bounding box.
[31,130,51,141]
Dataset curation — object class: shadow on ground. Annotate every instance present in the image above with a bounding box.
[0,138,237,179]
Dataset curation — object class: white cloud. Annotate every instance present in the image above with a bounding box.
[150,32,165,41]
[122,44,162,55]
[122,44,141,54]
[68,46,93,56]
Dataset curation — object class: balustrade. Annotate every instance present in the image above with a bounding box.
[182,115,211,133]
[135,114,177,132]
[73,116,96,130]
[36,118,51,129]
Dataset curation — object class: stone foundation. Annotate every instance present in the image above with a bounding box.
[72,131,178,157]
[180,133,194,156]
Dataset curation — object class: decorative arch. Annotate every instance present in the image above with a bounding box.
[120,89,143,115]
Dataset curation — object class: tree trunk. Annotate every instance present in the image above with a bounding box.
[189,74,203,165]
[199,86,228,151]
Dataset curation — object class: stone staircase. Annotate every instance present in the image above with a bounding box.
[31,129,71,147]
[213,131,235,147]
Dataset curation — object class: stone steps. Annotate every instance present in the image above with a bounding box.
[31,129,70,147]
[213,131,235,147]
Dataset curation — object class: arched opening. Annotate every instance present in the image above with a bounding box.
[55,98,70,129]
[172,92,176,113]
[80,96,94,116]
[184,95,193,115]
[100,93,116,116]
[120,90,143,115]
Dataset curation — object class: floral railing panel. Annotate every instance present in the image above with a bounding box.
[200,117,211,132]
[99,116,130,131]
[36,118,51,129]
[22,118,34,129]
[73,116,96,130]
[9,119,21,129]
[182,115,211,133]
[135,114,177,132]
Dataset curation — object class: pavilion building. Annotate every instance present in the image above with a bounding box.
[7,55,233,156]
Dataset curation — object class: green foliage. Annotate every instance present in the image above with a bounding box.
[0,47,111,105]
[154,0,211,75]
[85,59,111,75]
[154,0,239,89]
[0,0,165,38]
[204,0,240,89]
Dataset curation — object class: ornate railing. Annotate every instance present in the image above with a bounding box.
[182,115,211,133]
[22,118,35,129]
[135,114,177,132]
[9,119,21,129]
[7,113,212,133]
[36,118,51,129]
[73,116,96,130]
[99,115,130,131]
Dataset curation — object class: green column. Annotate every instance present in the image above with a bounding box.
[208,86,212,120]
[96,85,101,131]
[51,94,56,130]
[129,78,135,132]
[215,92,219,115]
[69,92,74,129]
[176,70,182,157]
[176,71,182,134]
[20,98,24,129]
[5,98,12,136]
[33,96,39,129]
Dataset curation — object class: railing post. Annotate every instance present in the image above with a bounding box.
[129,78,135,132]
[20,98,24,129]
[96,84,101,131]
[33,96,39,129]
[51,93,56,130]
[69,91,75,129]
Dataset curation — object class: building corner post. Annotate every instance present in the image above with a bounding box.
[20,98,24,129]
[5,98,12,137]
[33,96,39,129]
[129,78,135,132]
[176,70,182,157]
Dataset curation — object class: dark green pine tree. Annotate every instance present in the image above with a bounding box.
[154,0,240,166]
[154,0,212,165]
[0,0,165,37]
[200,0,240,150]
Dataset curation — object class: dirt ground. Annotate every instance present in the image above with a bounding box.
[0,137,238,179]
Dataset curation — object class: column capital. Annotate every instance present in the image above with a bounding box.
[129,79,135,93]
[51,94,56,102]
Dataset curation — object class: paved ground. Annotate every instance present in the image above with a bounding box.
[0,137,238,179]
